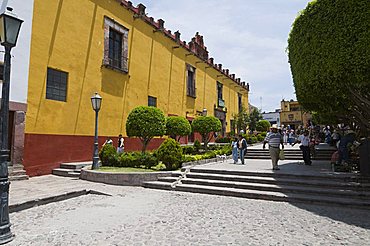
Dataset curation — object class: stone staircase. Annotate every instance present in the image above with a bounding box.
[9,164,29,181]
[246,148,334,160]
[143,168,370,209]
[52,161,92,178]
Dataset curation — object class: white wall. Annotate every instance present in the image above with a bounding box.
[0,0,34,104]
[262,112,280,126]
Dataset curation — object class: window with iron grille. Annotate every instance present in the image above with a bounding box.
[186,64,196,98]
[109,28,123,69]
[217,82,225,108]
[46,68,68,102]
[148,96,157,107]
[103,17,129,73]
[238,93,242,112]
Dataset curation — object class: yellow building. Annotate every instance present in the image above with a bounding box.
[280,100,311,129]
[24,0,249,176]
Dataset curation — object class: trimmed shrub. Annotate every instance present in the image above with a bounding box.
[193,139,201,152]
[138,152,158,169]
[156,139,183,170]
[256,120,271,132]
[117,152,158,169]
[256,134,265,142]
[192,116,222,150]
[126,106,166,152]
[203,151,216,159]
[251,136,258,144]
[99,144,118,166]
[166,116,191,141]
[288,0,370,133]
[260,132,267,138]
[182,145,195,155]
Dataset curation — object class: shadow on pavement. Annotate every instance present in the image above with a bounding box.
[276,162,370,230]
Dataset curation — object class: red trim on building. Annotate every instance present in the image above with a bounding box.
[23,133,165,177]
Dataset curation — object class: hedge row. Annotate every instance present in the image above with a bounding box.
[99,140,232,171]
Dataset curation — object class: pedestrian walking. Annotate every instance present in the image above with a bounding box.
[263,124,284,170]
[231,137,239,164]
[103,137,113,147]
[293,130,312,165]
[117,134,124,154]
[238,134,247,165]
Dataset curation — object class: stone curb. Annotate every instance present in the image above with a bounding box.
[9,189,110,213]
[80,168,176,186]
[182,156,232,168]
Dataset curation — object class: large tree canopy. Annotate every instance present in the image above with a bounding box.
[288,0,370,133]
[166,116,191,141]
[126,106,166,152]
[192,116,221,150]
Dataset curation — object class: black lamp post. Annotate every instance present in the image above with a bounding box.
[0,7,23,244]
[90,92,102,170]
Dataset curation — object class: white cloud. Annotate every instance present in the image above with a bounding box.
[135,0,310,112]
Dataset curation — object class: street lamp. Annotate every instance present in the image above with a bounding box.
[0,7,23,244]
[90,92,102,170]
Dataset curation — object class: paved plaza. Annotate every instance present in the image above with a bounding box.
[7,176,370,246]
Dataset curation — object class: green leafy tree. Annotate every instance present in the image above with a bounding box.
[232,106,250,134]
[126,106,166,153]
[256,120,271,132]
[192,116,222,150]
[288,0,370,134]
[249,108,262,132]
[166,116,191,141]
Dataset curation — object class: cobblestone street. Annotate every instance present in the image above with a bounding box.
[8,186,370,246]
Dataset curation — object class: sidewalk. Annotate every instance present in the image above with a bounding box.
[194,143,350,178]
[9,175,124,213]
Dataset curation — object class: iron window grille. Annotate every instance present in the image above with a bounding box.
[46,68,68,102]
[103,16,129,73]
[148,96,157,107]
[186,64,196,98]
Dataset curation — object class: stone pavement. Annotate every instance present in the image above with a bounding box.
[7,184,370,245]
[7,143,369,245]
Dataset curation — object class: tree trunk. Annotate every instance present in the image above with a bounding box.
[202,134,208,151]
[141,137,151,153]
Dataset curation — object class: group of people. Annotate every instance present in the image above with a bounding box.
[231,132,248,165]
[263,124,314,170]
[103,134,125,154]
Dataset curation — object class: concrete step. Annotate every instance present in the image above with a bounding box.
[188,168,360,182]
[8,164,26,172]
[245,156,331,160]
[245,152,332,156]
[9,175,29,181]
[184,173,369,190]
[180,178,370,199]
[52,168,80,178]
[60,162,92,170]
[156,176,370,197]
[248,149,335,153]
[9,169,27,176]
[143,181,370,210]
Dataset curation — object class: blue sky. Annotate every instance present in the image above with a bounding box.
[136,0,311,112]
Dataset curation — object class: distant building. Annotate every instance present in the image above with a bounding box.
[280,100,311,129]
[262,109,280,126]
